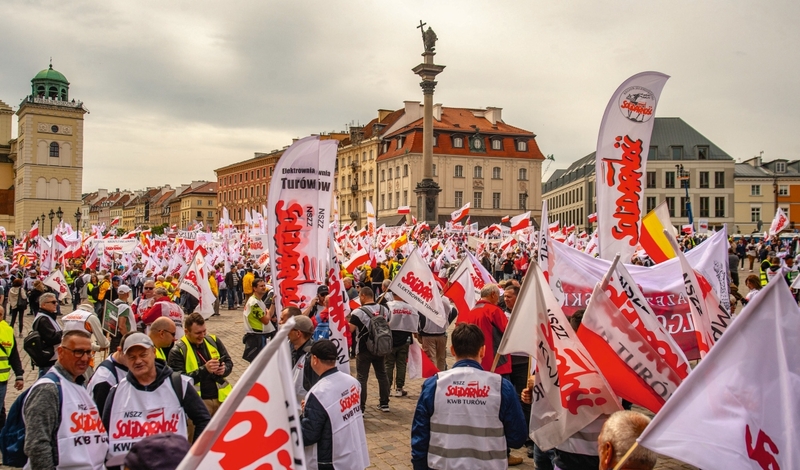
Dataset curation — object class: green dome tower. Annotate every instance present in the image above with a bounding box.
[31,62,70,100]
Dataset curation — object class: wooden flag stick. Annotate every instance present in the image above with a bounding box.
[489,352,501,373]
[612,441,639,470]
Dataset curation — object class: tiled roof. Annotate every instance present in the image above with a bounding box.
[181,181,217,196]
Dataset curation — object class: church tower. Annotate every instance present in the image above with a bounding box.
[11,63,87,236]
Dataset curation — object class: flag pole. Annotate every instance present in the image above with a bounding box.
[611,441,639,470]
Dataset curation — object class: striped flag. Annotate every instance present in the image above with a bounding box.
[450,202,470,223]
[639,201,678,263]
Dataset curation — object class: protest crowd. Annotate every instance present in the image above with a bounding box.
[0,137,795,470]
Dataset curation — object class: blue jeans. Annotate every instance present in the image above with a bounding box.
[0,381,6,427]
[227,288,236,309]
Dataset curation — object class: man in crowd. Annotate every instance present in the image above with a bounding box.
[103,332,211,466]
[149,316,178,361]
[131,279,156,321]
[243,278,275,362]
[349,287,392,412]
[24,331,108,469]
[142,287,185,338]
[224,267,240,309]
[417,298,457,372]
[385,293,419,397]
[109,284,134,351]
[0,306,24,427]
[242,267,255,302]
[302,340,370,470]
[168,313,233,422]
[598,411,657,470]
[411,323,527,469]
[88,331,131,413]
[288,315,315,409]
[31,292,62,376]
[343,277,358,301]
[457,284,511,377]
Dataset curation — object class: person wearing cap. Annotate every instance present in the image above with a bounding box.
[141,287,185,339]
[103,331,211,467]
[303,284,329,323]
[24,330,108,470]
[289,315,316,407]
[88,331,131,413]
[149,316,177,361]
[302,339,370,470]
[243,278,276,362]
[108,284,135,352]
[123,432,191,470]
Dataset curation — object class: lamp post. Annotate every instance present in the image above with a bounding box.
[48,209,55,235]
[40,213,45,231]
[56,206,63,222]
[75,208,82,229]
[676,164,693,227]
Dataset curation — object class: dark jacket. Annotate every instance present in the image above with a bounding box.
[90,356,129,413]
[411,359,527,470]
[301,367,338,469]
[371,266,384,285]
[168,335,233,400]
[102,361,211,441]
[33,309,62,367]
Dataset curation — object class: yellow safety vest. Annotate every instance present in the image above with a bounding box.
[155,347,166,361]
[0,321,13,382]
[180,335,231,403]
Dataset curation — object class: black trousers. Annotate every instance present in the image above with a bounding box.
[356,348,390,408]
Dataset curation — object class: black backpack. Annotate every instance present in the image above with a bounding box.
[23,317,55,368]
[0,372,62,467]
[359,306,393,356]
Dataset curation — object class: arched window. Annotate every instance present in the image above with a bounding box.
[518,168,528,180]
[474,166,483,178]
[403,164,409,177]
[453,136,464,148]
[492,167,501,179]
[49,142,59,157]
[454,165,464,178]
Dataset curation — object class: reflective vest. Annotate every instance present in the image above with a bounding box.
[24,369,108,470]
[155,347,166,361]
[179,335,232,402]
[0,321,14,382]
[105,375,191,466]
[243,295,274,334]
[304,371,370,470]
[428,366,506,469]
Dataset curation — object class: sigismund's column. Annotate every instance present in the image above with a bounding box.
[412,22,445,226]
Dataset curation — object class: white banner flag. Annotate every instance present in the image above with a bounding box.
[179,250,216,319]
[638,278,800,469]
[769,207,789,235]
[386,249,447,328]
[327,229,351,374]
[100,238,139,254]
[267,136,337,313]
[596,72,669,262]
[43,269,72,302]
[178,319,304,469]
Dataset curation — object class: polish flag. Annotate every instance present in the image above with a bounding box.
[29,221,39,240]
[588,212,598,224]
[344,247,370,273]
[397,206,410,214]
[769,207,789,235]
[501,215,510,223]
[548,221,560,233]
[510,211,531,233]
[109,217,121,227]
[681,224,694,235]
[450,202,470,223]
[637,278,800,469]
[564,224,576,234]
[443,265,476,317]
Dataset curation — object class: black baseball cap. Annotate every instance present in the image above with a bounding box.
[311,340,338,361]
[317,285,330,296]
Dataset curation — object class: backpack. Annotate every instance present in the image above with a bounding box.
[15,290,28,311]
[360,306,392,356]
[23,317,55,368]
[0,372,62,467]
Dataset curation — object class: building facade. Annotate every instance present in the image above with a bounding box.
[734,157,800,235]
[178,181,218,229]
[542,117,736,233]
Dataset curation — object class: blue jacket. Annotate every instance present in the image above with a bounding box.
[301,367,338,468]
[410,359,527,469]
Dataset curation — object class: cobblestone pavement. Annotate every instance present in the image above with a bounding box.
[3,265,758,470]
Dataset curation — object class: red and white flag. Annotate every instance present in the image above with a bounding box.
[326,229,351,374]
[497,264,621,450]
[29,221,39,240]
[178,319,305,470]
[638,278,800,469]
[43,269,72,303]
[109,216,121,227]
[538,201,553,281]
[386,249,448,328]
[397,206,410,214]
[510,211,531,233]
[450,202,470,223]
[501,215,510,223]
[588,212,598,224]
[343,247,370,274]
[548,221,560,233]
[179,249,217,319]
[443,264,476,317]
[595,72,669,262]
[681,224,694,235]
[769,207,789,235]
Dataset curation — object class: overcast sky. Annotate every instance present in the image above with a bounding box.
[2,0,798,193]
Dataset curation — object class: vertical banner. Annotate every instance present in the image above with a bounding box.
[327,229,351,374]
[366,200,376,241]
[596,72,669,261]
[267,136,337,313]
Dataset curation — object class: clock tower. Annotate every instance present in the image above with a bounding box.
[11,63,87,236]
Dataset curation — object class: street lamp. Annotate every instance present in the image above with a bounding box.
[56,206,63,222]
[75,208,82,228]
[40,213,45,230]
[48,209,55,234]
[675,164,693,226]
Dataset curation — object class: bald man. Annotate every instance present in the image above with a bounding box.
[148,316,177,361]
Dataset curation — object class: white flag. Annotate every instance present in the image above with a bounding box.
[43,269,72,302]
[327,229,351,374]
[537,200,552,280]
[386,249,447,328]
[178,319,304,470]
[180,250,217,319]
[769,207,789,236]
[638,278,800,469]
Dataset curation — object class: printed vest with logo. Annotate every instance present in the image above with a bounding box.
[292,348,310,406]
[179,335,232,402]
[420,313,447,336]
[62,310,93,336]
[387,300,419,333]
[23,369,108,470]
[105,375,191,466]
[243,296,275,334]
[428,367,505,470]
[304,372,370,470]
[0,321,14,382]
[87,358,126,397]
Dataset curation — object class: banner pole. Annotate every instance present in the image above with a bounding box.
[612,441,639,470]
[489,352,501,373]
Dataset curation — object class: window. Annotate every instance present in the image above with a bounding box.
[396,138,403,149]
[388,168,393,179]
[680,197,690,217]
[403,164,408,177]
[433,164,437,176]
[347,175,351,187]
[779,185,789,196]
[363,197,367,211]
[396,167,400,178]
[380,194,385,210]
[751,206,761,222]
[256,186,260,196]
[751,185,761,196]
[388,193,392,208]
[455,191,463,207]
[699,171,709,189]
[196,211,202,218]
[197,199,203,205]
[403,191,408,206]
[776,161,786,173]
[474,191,482,209]
[433,134,438,147]
[395,192,399,208]
[697,146,709,160]
[492,139,502,150]
[699,197,710,217]
[666,197,675,217]
[715,197,725,217]
[714,171,725,188]
[492,167,501,179]
[369,170,373,183]
[671,146,683,160]
[453,136,464,148]
[648,146,657,160]
[208,200,213,206]
[646,196,657,213]
[269,167,274,176]
[208,211,213,218]
[362,171,366,183]
[362,152,366,162]
[680,175,690,189]
[519,193,527,210]
[665,172,675,188]
[492,192,501,209]
[516,140,528,152]
[256,169,260,178]
[474,166,483,178]
[250,187,254,198]
[518,168,527,181]
[49,142,59,157]
[454,165,464,178]
[347,200,351,213]
[646,171,656,189]
[381,170,385,181]
[369,150,373,160]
